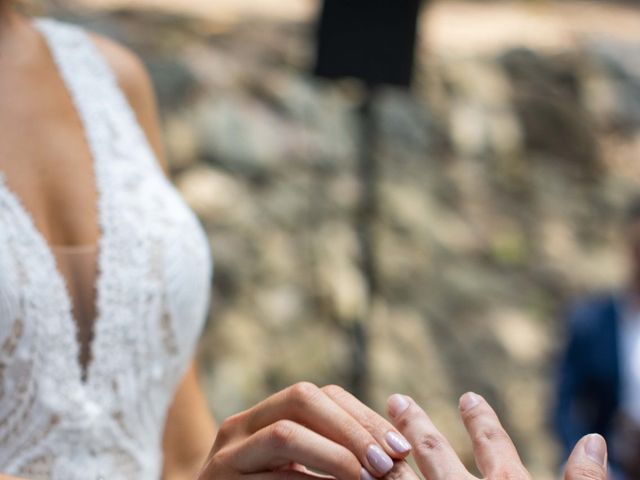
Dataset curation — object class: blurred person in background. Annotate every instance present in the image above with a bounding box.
[0,1,613,479]
[554,196,640,479]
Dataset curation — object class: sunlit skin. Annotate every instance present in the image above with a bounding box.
[0,1,610,479]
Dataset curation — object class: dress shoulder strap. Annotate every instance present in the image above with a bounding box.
[33,18,160,172]
[35,18,119,147]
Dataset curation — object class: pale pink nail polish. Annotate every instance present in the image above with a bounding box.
[385,431,411,454]
[367,444,393,474]
[361,467,375,480]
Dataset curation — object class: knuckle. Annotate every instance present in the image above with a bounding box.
[288,381,321,407]
[322,384,347,398]
[268,420,298,449]
[221,411,244,429]
[472,426,510,447]
[215,413,244,445]
[333,447,357,469]
[414,432,447,456]
[565,464,605,480]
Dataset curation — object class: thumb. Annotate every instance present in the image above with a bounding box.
[564,434,608,480]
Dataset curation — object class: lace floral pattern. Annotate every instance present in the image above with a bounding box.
[0,19,213,480]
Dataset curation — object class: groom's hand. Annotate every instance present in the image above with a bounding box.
[384,392,607,480]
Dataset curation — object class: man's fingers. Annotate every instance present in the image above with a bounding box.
[387,394,468,480]
[459,392,529,478]
[322,385,411,458]
[247,382,395,477]
[564,434,608,480]
[231,420,363,480]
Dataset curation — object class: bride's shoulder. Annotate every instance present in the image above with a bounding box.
[88,32,149,103]
[88,31,169,173]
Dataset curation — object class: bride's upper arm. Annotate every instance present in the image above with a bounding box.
[161,361,217,480]
[89,33,170,175]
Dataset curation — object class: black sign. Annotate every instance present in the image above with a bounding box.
[314,0,422,88]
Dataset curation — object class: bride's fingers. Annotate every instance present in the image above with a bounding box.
[231,420,363,479]
[387,394,468,480]
[322,385,412,458]
[247,383,397,477]
[458,392,528,479]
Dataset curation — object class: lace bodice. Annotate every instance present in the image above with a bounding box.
[0,18,213,479]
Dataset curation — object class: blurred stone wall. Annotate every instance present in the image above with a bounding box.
[44,2,640,477]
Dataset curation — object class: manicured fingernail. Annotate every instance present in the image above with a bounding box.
[385,431,411,454]
[459,392,481,412]
[388,394,410,418]
[367,444,394,474]
[360,467,376,480]
[585,434,606,466]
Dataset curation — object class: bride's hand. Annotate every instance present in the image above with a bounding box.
[383,393,607,480]
[195,382,412,479]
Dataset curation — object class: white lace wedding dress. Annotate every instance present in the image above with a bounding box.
[0,18,213,479]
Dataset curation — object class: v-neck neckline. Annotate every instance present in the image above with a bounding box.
[0,18,105,387]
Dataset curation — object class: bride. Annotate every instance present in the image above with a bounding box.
[0,2,609,479]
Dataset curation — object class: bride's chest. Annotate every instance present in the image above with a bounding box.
[0,168,212,406]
